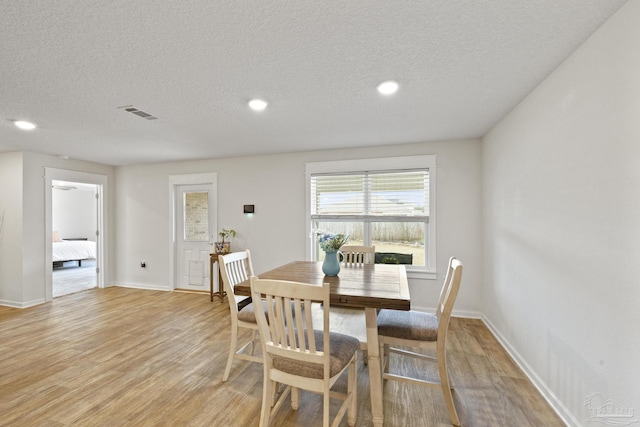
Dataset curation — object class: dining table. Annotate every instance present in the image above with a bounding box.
[235,260,410,427]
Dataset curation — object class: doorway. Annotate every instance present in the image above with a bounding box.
[45,168,107,302]
[169,173,217,292]
[52,180,98,297]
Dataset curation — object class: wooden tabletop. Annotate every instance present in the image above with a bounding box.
[235,261,410,311]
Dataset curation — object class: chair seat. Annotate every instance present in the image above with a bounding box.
[377,309,439,341]
[273,330,360,379]
[236,301,262,323]
[237,300,296,323]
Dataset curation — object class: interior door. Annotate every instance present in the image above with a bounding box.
[176,184,213,291]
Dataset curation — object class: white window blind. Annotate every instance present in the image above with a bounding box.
[311,170,429,221]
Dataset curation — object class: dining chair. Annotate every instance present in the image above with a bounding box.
[377,257,463,426]
[250,276,360,427]
[340,245,375,266]
[219,250,262,382]
[329,245,375,363]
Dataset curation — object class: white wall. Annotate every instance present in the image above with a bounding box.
[17,152,115,306]
[53,187,97,241]
[482,1,640,425]
[114,139,483,314]
[0,152,24,304]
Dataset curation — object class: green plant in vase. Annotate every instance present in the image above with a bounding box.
[215,228,237,254]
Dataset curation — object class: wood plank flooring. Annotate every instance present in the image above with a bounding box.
[0,288,565,426]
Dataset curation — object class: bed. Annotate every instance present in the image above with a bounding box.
[52,239,97,267]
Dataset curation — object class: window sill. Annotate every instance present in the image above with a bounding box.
[406,268,437,280]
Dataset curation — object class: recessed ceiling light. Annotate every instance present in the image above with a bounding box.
[248,99,268,111]
[14,120,37,130]
[377,80,399,95]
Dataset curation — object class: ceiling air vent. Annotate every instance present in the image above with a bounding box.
[118,105,159,120]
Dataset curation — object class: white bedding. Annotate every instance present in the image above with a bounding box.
[53,240,97,262]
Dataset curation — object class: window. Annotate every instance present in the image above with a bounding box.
[306,155,436,279]
[183,191,209,241]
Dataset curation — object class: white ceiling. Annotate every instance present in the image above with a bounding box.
[0,1,626,166]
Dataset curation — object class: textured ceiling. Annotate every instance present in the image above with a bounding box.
[0,1,627,166]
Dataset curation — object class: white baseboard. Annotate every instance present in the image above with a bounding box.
[481,315,577,427]
[451,308,483,319]
[0,297,46,308]
[0,284,171,308]
[112,282,172,292]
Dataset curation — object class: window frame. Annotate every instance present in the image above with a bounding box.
[305,155,437,280]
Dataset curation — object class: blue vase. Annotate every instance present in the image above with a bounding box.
[322,250,341,276]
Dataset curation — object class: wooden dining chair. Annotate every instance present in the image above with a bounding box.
[250,276,360,427]
[377,257,463,426]
[329,245,375,363]
[219,250,262,382]
[340,245,375,266]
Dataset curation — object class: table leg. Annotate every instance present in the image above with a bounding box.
[217,264,226,302]
[210,257,214,301]
[209,258,227,303]
[365,307,384,427]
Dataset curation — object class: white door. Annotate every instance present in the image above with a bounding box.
[176,184,213,291]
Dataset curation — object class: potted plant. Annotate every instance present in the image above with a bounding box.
[214,228,237,254]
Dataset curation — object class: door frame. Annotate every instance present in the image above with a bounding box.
[44,168,108,302]
[169,173,217,290]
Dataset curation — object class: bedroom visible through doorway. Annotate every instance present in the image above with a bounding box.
[52,180,98,297]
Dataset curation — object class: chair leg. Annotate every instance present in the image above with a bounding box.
[379,343,390,374]
[438,346,460,426]
[271,381,278,407]
[249,329,258,356]
[222,322,238,382]
[291,387,299,410]
[348,354,357,426]
[259,374,274,427]
[323,391,330,427]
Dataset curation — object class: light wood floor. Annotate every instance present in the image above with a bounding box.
[0,288,565,426]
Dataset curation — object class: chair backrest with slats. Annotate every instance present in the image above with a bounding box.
[435,257,463,338]
[250,277,330,376]
[220,250,254,315]
[340,245,375,266]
